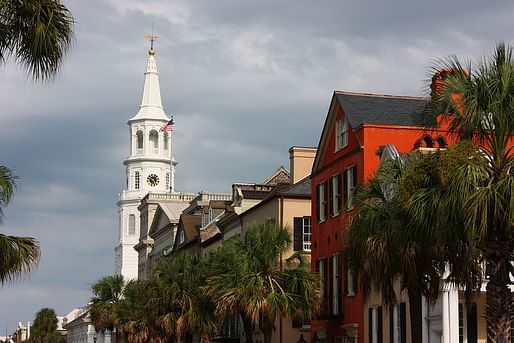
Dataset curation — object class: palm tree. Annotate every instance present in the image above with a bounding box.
[90,275,126,339]
[206,222,321,343]
[0,0,74,80]
[31,308,59,343]
[150,252,217,343]
[0,165,40,284]
[345,146,482,343]
[116,280,162,343]
[425,42,514,342]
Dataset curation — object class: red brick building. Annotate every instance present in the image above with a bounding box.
[310,91,451,342]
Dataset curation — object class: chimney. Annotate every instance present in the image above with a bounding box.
[430,67,469,97]
[289,146,317,184]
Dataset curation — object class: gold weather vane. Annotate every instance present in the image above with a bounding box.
[144,32,159,55]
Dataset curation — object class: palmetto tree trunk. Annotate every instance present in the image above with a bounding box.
[483,237,514,342]
[407,286,423,343]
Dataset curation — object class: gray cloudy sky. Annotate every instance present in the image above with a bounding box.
[1,0,513,332]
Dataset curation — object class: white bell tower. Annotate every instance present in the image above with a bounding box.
[114,36,177,280]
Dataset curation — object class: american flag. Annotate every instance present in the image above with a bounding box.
[160,117,175,132]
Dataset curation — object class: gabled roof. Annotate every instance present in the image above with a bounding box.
[261,166,290,185]
[242,177,311,216]
[312,91,429,174]
[335,92,429,128]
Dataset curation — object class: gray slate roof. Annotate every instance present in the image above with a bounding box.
[335,92,429,128]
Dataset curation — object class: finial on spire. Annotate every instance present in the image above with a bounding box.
[144,32,159,56]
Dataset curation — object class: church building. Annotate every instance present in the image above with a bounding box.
[114,39,177,280]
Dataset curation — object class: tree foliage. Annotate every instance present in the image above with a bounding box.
[31,308,63,343]
[206,222,321,343]
[0,0,74,80]
[427,42,514,341]
[0,165,39,284]
[345,145,482,343]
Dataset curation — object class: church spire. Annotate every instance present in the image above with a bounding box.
[129,35,169,121]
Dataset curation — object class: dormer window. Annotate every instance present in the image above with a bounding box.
[335,118,348,151]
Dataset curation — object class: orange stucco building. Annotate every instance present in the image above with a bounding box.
[309,91,452,342]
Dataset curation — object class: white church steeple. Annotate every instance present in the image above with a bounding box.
[115,37,176,280]
[130,38,168,121]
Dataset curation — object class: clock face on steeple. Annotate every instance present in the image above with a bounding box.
[147,174,159,186]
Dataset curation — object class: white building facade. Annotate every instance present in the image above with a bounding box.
[114,43,176,280]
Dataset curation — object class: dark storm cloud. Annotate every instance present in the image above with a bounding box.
[1,0,514,332]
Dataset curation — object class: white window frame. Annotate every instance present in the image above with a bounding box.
[347,267,356,296]
[330,173,341,216]
[335,118,348,151]
[331,255,339,315]
[318,182,327,222]
[302,217,311,251]
[128,214,136,235]
[346,165,356,210]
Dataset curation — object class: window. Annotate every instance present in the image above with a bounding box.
[316,182,327,222]
[135,171,140,190]
[136,131,143,152]
[347,266,357,296]
[369,306,383,343]
[293,216,311,251]
[149,130,159,153]
[128,214,136,235]
[344,165,357,209]
[179,230,185,244]
[459,302,477,343]
[164,132,169,150]
[331,255,340,315]
[390,302,406,343]
[165,172,170,190]
[335,118,348,151]
[330,173,342,216]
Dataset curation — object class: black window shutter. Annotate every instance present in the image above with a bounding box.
[329,177,334,216]
[368,308,373,343]
[352,165,358,187]
[324,182,329,220]
[328,256,333,313]
[467,302,477,343]
[337,254,342,316]
[293,217,303,251]
[400,302,406,343]
[337,173,342,213]
[292,317,302,328]
[378,306,383,343]
[343,170,348,208]
[316,184,320,222]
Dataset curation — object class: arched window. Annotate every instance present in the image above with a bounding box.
[128,214,136,235]
[164,132,169,150]
[179,230,185,244]
[165,172,170,190]
[135,171,140,190]
[149,130,158,153]
[436,136,448,148]
[136,131,143,152]
[414,134,435,149]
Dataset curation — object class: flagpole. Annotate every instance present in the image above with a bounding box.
[169,116,174,192]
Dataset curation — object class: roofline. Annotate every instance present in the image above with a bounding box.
[334,91,429,101]
[241,191,311,217]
